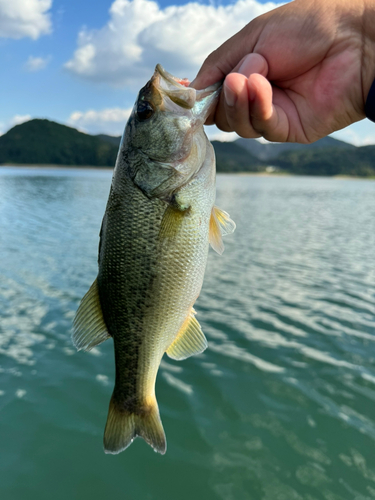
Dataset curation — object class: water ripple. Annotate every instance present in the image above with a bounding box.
[1,171,375,500]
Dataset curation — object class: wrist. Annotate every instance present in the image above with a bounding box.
[362,0,375,108]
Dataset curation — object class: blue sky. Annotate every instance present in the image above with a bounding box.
[1,0,374,145]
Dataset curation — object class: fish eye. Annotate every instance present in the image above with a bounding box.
[136,101,155,121]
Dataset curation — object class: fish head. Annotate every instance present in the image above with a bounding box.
[122,64,220,197]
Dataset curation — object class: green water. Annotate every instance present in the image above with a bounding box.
[0,168,375,500]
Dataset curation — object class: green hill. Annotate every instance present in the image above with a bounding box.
[95,134,121,147]
[236,136,355,161]
[97,135,266,172]
[0,119,266,172]
[0,118,374,177]
[274,146,375,177]
[0,119,118,166]
[212,141,264,172]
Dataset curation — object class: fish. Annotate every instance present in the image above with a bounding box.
[72,64,235,455]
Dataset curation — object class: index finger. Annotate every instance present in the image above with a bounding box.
[201,53,269,125]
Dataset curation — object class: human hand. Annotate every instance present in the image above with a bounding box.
[192,0,375,143]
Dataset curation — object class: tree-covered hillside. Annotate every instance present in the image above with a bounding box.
[1,118,374,177]
[212,141,264,172]
[274,147,375,177]
[236,135,355,161]
[0,119,118,166]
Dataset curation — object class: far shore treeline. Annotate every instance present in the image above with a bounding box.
[1,118,375,177]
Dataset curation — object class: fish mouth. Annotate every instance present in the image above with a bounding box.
[153,64,221,120]
[156,64,190,88]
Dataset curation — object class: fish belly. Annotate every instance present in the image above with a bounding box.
[98,148,215,454]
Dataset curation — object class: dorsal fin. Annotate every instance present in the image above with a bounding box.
[209,206,236,255]
[166,309,207,360]
[72,278,111,351]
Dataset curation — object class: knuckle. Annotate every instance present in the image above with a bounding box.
[238,130,262,139]
[216,121,234,133]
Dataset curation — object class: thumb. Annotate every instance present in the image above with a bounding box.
[204,53,269,126]
[191,23,261,90]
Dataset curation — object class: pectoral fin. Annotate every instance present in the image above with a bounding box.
[72,278,111,351]
[209,206,236,255]
[166,309,207,360]
[159,205,186,239]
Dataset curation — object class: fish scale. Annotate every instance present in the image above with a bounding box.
[99,177,165,411]
[72,64,235,454]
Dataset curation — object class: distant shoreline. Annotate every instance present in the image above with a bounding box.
[0,164,113,171]
[0,165,374,180]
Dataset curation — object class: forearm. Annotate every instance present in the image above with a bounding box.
[362,0,375,103]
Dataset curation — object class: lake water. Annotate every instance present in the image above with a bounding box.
[0,167,375,500]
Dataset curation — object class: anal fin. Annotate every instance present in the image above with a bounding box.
[166,309,207,360]
[72,278,110,351]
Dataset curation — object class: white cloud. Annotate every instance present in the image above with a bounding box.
[205,126,238,142]
[65,0,280,87]
[0,0,52,40]
[10,114,32,127]
[25,55,51,72]
[331,124,375,147]
[68,107,132,135]
[0,114,32,136]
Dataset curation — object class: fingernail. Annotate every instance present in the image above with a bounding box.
[237,54,253,76]
[224,85,237,107]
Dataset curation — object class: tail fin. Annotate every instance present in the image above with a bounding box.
[103,395,166,455]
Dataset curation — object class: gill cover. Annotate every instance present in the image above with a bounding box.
[125,64,221,201]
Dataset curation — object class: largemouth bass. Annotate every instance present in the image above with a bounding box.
[73,64,235,455]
